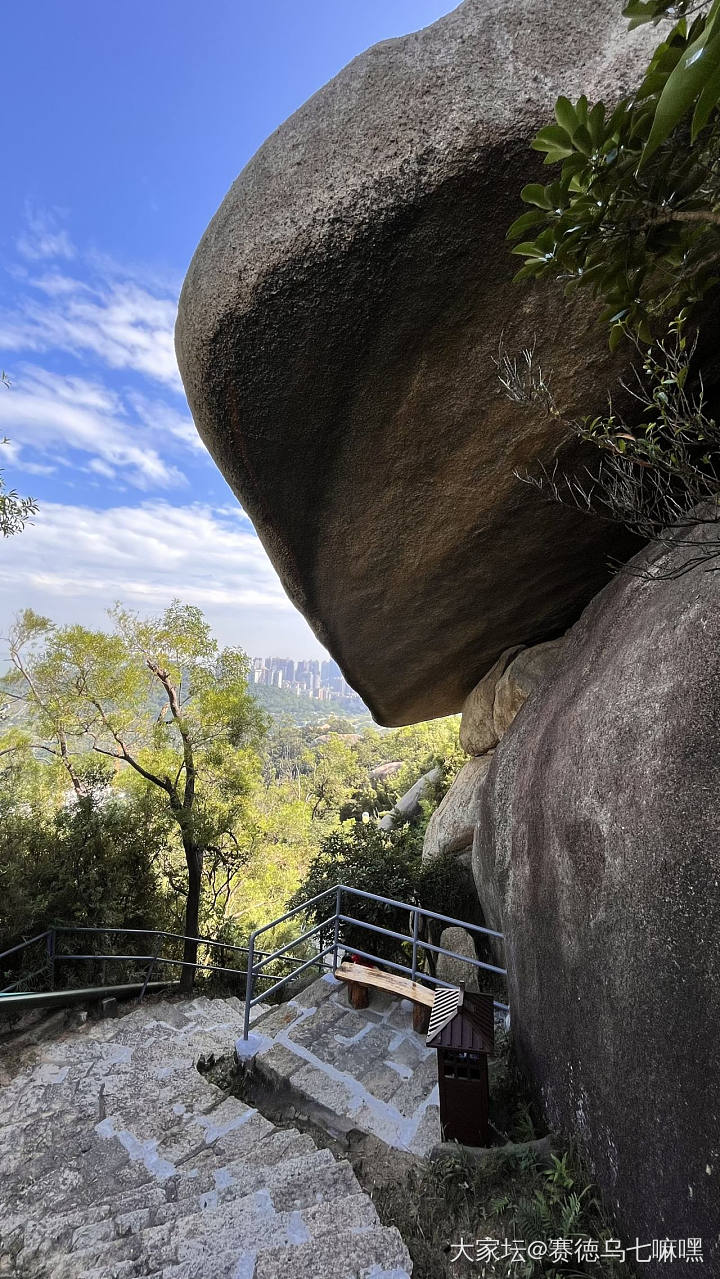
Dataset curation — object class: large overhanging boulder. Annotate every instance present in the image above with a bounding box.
[176,0,654,725]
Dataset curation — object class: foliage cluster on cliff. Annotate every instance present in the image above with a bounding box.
[507,0,720,572]
[510,0,720,347]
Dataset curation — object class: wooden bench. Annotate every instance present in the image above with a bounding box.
[334,961,434,1032]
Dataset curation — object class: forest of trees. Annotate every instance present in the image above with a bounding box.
[0,600,462,991]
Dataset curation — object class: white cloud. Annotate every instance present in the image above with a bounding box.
[0,500,327,657]
[0,366,187,489]
[0,221,328,657]
[0,501,290,608]
[0,275,181,390]
[129,392,207,454]
[16,208,76,262]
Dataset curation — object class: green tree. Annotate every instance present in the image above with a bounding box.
[290,820,467,970]
[0,442,37,536]
[289,821,424,965]
[0,757,175,992]
[306,735,363,821]
[1,601,268,990]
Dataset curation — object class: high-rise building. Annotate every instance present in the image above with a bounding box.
[249,654,364,708]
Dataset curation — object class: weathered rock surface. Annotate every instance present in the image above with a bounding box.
[476,520,720,1275]
[435,927,480,992]
[422,755,492,863]
[176,0,653,725]
[459,646,523,756]
[492,637,566,737]
[369,760,403,782]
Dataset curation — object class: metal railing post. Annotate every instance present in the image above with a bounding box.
[332,886,342,972]
[46,928,56,991]
[242,933,256,1041]
[138,932,160,1004]
[411,907,420,982]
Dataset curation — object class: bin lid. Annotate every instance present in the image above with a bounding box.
[426,987,494,1053]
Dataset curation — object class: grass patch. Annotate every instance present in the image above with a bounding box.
[371,1145,637,1279]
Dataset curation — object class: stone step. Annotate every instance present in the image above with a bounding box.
[16,1143,341,1270]
[0,996,409,1279]
[173,1144,338,1204]
[43,1165,374,1277]
[254,1224,412,1279]
[80,1197,393,1279]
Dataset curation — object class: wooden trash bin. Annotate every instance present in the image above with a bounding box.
[426,986,495,1146]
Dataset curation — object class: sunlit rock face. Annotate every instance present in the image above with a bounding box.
[176,0,653,724]
[475,520,720,1274]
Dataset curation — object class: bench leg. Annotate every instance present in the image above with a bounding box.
[348,980,369,1010]
[413,1003,430,1034]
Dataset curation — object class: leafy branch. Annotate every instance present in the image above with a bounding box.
[507,0,720,348]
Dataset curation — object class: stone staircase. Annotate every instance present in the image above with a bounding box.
[0,995,411,1278]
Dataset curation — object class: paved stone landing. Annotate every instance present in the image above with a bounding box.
[0,995,411,1278]
[248,975,441,1156]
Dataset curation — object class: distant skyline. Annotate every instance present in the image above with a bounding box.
[0,1,456,658]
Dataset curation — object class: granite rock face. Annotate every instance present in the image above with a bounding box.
[422,755,493,864]
[492,637,566,737]
[176,0,653,725]
[476,520,720,1274]
[459,646,523,756]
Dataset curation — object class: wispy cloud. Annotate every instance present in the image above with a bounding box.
[0,366,188,489]
[0,216,325,656]
[129,392,209,454]
[0,500,300,644]
[0,275,181,390]
[16,207,76,262]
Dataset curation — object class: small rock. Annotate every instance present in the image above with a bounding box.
[435,927,480,992]
[459,647,523,756]
[492,637,566,737]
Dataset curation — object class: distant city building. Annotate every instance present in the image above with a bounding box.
[250,655,364,706]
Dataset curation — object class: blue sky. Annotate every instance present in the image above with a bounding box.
[0,0,455,658]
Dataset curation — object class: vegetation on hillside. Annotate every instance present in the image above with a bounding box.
[506,0,720,574]
[251,682,370,724]
[0,601,463,992]
[374,1143,635,1279]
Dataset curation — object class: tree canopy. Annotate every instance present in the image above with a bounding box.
[2,601,267,988]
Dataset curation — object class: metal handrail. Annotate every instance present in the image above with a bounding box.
[337,913,507,976]
[242,883,508,1039]
[0,922,311,999]
[0,930,52,959]
[1,889,509,1035]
